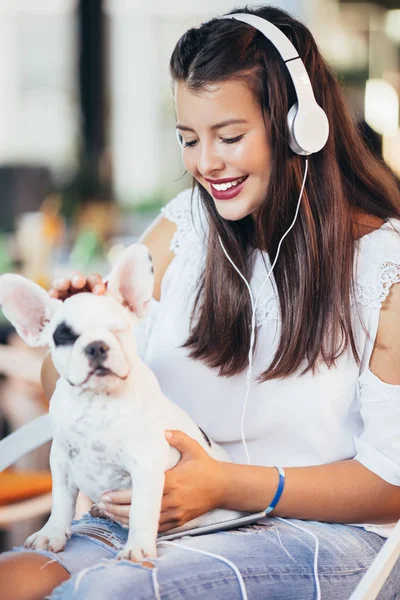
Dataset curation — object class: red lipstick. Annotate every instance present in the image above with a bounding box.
[207,176,249,200]
[205,176,245,184]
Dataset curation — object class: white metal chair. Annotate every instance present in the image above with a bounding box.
[0,342,52,543]
[349,519,400,600]
[0,413,398,598]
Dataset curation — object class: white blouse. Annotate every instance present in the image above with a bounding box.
[136,188,400,537]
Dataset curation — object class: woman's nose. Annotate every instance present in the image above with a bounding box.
[197,142,225,177]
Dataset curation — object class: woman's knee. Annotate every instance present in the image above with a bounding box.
[52,560,155,600]
[0,551,70,600]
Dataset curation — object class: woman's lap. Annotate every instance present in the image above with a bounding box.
[4,513,399,599]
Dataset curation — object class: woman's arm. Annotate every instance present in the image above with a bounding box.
[217,459,399,523]
[41,351,60,401]
[217,283,400,524]
[40,216,177,400]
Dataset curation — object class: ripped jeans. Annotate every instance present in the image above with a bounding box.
[4,512,400,599]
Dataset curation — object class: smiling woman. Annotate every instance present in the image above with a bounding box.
[1,4,400,600]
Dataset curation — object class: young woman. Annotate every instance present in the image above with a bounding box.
[1,5,400,599]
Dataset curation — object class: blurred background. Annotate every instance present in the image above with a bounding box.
[0,0,399,552]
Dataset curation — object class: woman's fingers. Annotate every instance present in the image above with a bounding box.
[49,272,105,300]
[158,508,181,527]
[98,487,134,523]
[102,489,132,504]
[87,273,106,294]
[101,504,182,533]
[48,288,62,299]
[52,277,71,292]
[70,273,86,291]
[158,520,180,533]
[101,502,130,521]
[48,277,71,300]
[104,512,129,526]
[101,510,180,533]
[49,273,85,299]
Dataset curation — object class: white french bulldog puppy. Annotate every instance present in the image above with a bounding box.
[0,244,243,561]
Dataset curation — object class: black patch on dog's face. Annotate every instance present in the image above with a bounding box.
[53,321,80,346]
[198,427,212,447]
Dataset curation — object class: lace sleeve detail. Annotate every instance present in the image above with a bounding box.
[160,188,206,255]
[160,188,207,297]
[161,189,195,255]
[354,220,400,309]
[355,261,400,308]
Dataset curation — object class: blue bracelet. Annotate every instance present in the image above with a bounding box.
[264,466,285,516]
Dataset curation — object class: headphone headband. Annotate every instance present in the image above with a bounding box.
[221,13,329,155]
[225,13,299,61]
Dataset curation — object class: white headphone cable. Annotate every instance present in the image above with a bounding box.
[275,516,321,600]
[218,157,321,600]
[218,157,309,465]
[157,540,248,600]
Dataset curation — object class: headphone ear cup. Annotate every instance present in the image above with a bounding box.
[287,103,305,155]
[287,102,329,155]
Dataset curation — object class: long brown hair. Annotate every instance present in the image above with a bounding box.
[169,5,400,382]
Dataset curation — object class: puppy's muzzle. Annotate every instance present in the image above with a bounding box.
[84,341,110,374]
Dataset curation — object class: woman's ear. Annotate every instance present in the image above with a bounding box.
[0,274,62,346]
[106,244,154,318]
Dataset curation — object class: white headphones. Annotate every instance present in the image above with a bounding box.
[176,14,329,155]
[221,13,329,155]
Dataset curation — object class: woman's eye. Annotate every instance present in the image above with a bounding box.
[183,140,198,148]
[183,134,244,148]
[221,135,244,144]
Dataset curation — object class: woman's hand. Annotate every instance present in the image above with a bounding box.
[49,272,106,301]
[158,430,224,532]
[96,430,225,532]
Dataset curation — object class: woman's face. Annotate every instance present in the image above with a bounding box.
[174,78,271,221]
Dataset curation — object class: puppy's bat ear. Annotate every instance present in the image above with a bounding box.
[106,244,154,318]
[0,274,62,347]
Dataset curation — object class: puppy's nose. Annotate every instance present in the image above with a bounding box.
[84,341,109,362]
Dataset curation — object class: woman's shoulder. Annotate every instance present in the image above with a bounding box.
[137,187,205,301]
[160,186,207,256]
[354,216,400,309]
[151,187,208,299]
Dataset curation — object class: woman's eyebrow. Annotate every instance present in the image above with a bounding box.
[176,119,249,132]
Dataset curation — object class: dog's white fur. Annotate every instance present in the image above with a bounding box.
[0,244,243,561]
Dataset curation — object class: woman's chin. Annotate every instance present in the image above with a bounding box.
[214,201,253,222]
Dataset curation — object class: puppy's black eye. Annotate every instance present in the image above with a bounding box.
[53,322,79,346]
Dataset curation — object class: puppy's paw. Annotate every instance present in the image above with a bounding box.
[117,539,157,562]
[24,527,70,553]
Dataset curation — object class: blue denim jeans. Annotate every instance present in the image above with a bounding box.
[5,513,400,599]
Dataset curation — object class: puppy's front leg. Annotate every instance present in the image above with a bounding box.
[25,441,79,553]
[118,460,164,562]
